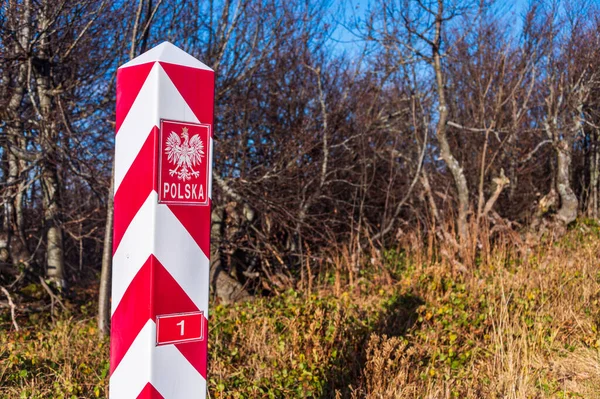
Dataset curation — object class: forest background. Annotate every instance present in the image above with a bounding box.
[3,0,600,397]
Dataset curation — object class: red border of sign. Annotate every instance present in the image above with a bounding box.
[155,311,205,346]
[158,119,211,206]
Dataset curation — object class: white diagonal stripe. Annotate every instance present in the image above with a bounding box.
[111,192,157,316]
[114,63,200,193]
[152,340,207,397]
[114,63,159,192]
[109,320,153,398]
[154,203,210,314]
[156,63,201,123]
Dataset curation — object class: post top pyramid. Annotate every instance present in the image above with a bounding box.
[119,41,213,71]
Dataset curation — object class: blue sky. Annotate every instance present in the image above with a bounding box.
[329,0,371,53]
[329,0,532,54]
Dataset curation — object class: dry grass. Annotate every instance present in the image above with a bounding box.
[0,319,109,398]
[352,222,600,398]
[2,222,600,398]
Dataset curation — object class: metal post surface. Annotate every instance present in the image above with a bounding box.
[109,42,214,398]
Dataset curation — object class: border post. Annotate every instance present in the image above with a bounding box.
[109,42,214,398]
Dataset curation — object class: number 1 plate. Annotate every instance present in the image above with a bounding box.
[156,311,204,346]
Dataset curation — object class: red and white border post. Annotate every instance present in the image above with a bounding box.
[110,42,214,398]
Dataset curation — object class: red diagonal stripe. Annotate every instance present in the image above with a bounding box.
[116,62,155,134]
[110,256,152,375]
[152,257,198,316]
[136,382,165,399]
[167,199,212,258]
[159,62,214,130]
[113,126,157,254]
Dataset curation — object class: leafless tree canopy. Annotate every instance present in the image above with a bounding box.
[2,0,600,327]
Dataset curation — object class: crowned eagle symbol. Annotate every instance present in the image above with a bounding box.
[165,126,205,181]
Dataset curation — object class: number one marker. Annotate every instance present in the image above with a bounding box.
[110,42,214,398]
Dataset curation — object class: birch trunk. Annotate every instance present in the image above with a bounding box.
[432,0,470,245]
[3,0,33,271]
[36,4,66,289]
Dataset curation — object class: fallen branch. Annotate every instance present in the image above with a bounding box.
[39,276,67,313]
[0,286,20,331]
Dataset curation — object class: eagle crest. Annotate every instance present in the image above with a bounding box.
[165,126,205,181]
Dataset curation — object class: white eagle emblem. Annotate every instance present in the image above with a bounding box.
[165,126,205,181]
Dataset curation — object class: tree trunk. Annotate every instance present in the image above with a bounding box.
[36,6,66,289]
[97,0,158,336]
[588,129,598,219]
[3,0,33,273]
[555,140,578,225]
[42,164,65,288]
[98,170,114,336]
[210,205,250,303]
[432,0,470,245]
